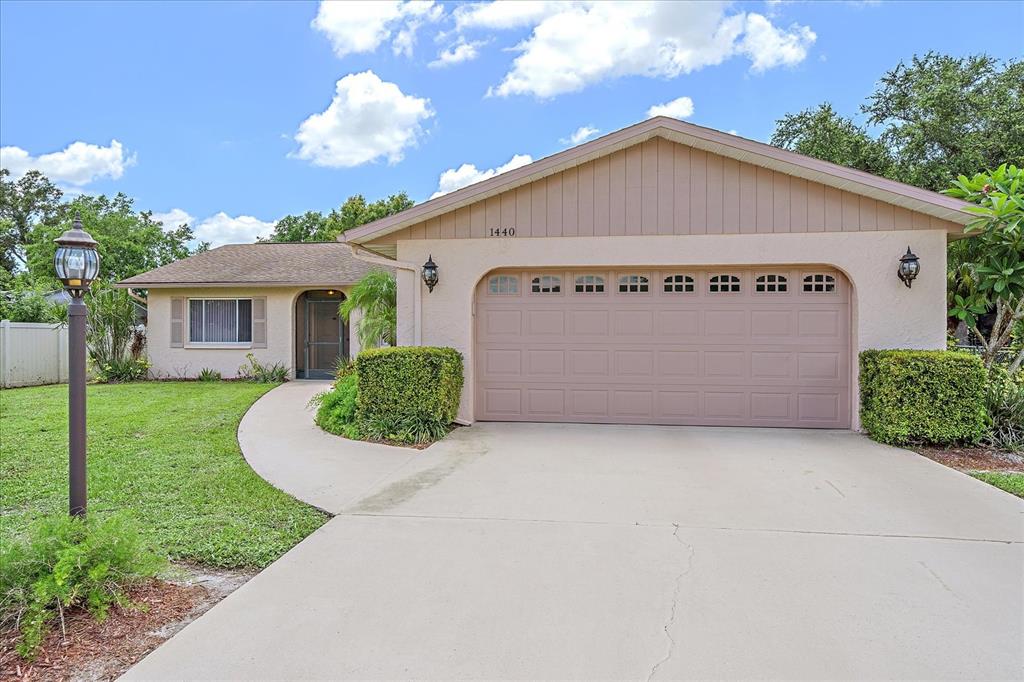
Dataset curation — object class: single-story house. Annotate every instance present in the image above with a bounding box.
[124,116,973,430]
[118,242,390,379]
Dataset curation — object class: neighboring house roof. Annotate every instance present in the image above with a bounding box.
[117,242,388,288]
[343,116,973,246]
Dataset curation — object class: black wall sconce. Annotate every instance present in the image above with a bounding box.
[422,254,439,292]
[897,246,920,288]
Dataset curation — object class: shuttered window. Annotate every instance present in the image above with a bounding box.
[188,299,253,344]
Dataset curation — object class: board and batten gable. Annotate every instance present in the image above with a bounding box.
[368,137,961,248]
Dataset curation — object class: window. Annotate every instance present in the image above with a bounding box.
[188,298,252,344]
[618,274,649,293]
[574,274,605,293]
[488,275,519,295]
[755,274,788,293]
[709,274,741,293]
[531,275,561,293]
[664,274,695,293]
[803,274,836,293]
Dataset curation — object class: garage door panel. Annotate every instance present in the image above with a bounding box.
[476,268,850,428]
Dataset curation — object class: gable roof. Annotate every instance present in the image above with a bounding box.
[117,242,388,288]
[343,116,973,246]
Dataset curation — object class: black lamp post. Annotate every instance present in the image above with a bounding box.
[54,213,100,517]
[897,246,920,288]
[422,255,439,292]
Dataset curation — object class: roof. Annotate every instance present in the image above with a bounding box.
[343,116,973,246]
[117,242,389,288]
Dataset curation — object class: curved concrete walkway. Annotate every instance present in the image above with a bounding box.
[238,380,420,513]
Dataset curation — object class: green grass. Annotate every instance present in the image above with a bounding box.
[0,382,328,568]
[970,471,1024,498]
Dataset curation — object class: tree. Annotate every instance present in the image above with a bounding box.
[339,270,396,349]
[944,164,1024,371]
[265,192,414,243]
[0,169,63,274]
[771,53,1023,192]
[23,193,196,284]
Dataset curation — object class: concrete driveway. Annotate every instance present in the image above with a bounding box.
[126,383,1023,680]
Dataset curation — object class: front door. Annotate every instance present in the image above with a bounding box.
[305,299,344,379]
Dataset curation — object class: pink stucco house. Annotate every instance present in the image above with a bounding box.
[125,117,973,430]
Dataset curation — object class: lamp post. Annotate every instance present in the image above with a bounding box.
[53,213,100,517]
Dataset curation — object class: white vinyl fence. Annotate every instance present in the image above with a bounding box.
[0,320,69,388]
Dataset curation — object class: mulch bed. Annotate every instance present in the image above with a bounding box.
[912,445,1024,473]
[0,566,252,682]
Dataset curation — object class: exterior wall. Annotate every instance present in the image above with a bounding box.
[396,230,949,429]
[373,138,961,246]
[146,285,354,379]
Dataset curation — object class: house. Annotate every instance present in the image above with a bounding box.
[124,117,972,430]
[118,242,390,379]
[342,117,972,430]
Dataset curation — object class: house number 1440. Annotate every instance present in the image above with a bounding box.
[488,227,516,237]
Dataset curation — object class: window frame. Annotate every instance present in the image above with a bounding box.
[530,274,563,295]
[487,274,520,296]
[573,273,607,294]
[617,273,651,294]
[801,273,838,294]
[186,297,254,346]
[663,274,696,294]
[708,273,742,294]
[754,273,789,294]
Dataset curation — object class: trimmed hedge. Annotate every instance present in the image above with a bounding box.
[859,349,987,446]
[354,346,463,444]
[313,372,361,439]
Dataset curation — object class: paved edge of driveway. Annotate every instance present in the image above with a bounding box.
[238,380,421,514]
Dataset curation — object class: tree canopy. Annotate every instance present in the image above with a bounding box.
[264,192,414,243]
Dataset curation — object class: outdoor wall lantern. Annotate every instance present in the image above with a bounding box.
[897,246,920,288]
[54,213,100,518]
[422,254,439,292]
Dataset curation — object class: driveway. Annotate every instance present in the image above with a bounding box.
[126,382,1023,680]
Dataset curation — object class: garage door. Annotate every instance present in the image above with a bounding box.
[474,268,851,428]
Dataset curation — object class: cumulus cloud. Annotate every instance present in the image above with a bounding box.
[151,208,195,231]
[431,154,533,198]
[481,2,815,98]
[193,213,276,247]
[292,70,433,168]
[0,140,135,186]
[646,96,695,120]
[429,39,484,67]
[312,0,442,58]
[561,125,600,146]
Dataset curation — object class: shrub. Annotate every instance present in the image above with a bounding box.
[237,353,288,383]
[312,372,361,439]
[198,367,222,382]
[93,356,150,383]
[0,281,65,323]
[354,346,463,444]
[984,366,1024,452]
[860,349,988,446]
[0,514,164,660]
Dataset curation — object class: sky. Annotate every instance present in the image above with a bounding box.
[1,0,1022,247]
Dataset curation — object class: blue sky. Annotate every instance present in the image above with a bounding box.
[1,0,1021,246]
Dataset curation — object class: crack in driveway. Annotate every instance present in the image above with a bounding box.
[647,523,695,681]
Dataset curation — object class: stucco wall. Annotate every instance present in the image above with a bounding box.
[146,286,357,379]
[395,230,948,428]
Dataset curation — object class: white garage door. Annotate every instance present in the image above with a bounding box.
[474,267,851,428]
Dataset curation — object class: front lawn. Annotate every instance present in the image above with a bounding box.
[0,382,327,568]
[971,472,1024,498]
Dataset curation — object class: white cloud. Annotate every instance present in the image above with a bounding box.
[429,39,484,67]
[193,212,276,247]
[561,125,600,145]
[483,2,815,98]
[312,0,441,58]
[152,208,195,231]
[453,0,563,30]
[431,154,533,198]
[0,139,135,186]
[646,96,695,120]
[292,70,434,168]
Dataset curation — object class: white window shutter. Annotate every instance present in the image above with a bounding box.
[252,297,267,348]
[170,297,184,347]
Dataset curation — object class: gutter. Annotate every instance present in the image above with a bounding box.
[345,244,421,346]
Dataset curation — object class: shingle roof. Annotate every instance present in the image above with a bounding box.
[117,242,389,288]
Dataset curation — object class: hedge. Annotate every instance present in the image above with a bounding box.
[354,346,463,444]
[859,349,987,446]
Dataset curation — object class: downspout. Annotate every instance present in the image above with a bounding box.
[345,244,421,346]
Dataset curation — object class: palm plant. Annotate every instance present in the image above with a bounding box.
[340,270,396,349]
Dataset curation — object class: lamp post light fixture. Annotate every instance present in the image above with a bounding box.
[422,255,439,292]
[897,246,920,289]
[54,212,100,517]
